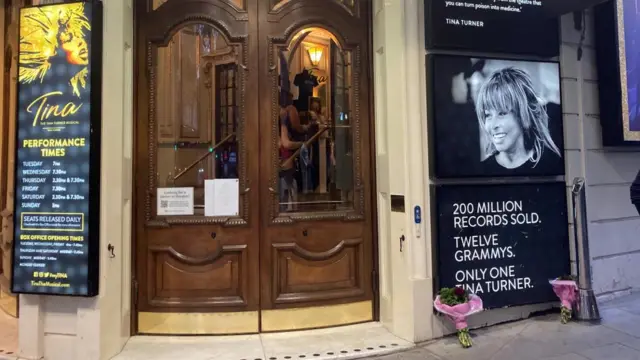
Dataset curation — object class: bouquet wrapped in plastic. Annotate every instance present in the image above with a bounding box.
[549,276,578,324]
[434,287,483,348]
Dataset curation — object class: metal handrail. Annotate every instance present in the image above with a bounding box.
[172,133,235,182]
[280,126,329,169]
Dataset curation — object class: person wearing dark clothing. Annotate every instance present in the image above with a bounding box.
[480,148,564,176]
[279,91,308,211]
[631,168,640,215]
[293,69,319,111]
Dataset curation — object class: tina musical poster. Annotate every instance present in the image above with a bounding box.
[11,1,102,297]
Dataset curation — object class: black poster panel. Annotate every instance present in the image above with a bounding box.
[11,1,103,297]
[434,182,570,309]
[427,54,565,179]
[424,0,559,57]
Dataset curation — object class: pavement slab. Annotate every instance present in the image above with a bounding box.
[373,292,640,360]
[578,343,640,360]
[0,309,17,359]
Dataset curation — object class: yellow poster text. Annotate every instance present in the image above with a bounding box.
[27,91,83,127]
[20,234,83,242]
[22,137,86,157]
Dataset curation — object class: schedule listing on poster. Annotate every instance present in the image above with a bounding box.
[435,183,570,309]
[11,2,99,296]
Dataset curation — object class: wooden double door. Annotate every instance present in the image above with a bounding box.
[134,0,376,334]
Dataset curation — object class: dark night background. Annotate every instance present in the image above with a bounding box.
[425,0,560,57]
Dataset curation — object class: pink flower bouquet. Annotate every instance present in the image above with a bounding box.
[434,287,484,348]
[549,276,578,324]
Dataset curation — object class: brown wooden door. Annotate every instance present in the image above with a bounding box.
[257,0,375,331]
[134,0,374,335]
[134,0,262,334]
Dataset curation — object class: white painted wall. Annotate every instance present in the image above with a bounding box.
[372,0,435,343]
[560,10,640,300]
[17,1,134,359]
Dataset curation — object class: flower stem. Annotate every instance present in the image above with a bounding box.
[560,306,572,324]
[457,328,473,348]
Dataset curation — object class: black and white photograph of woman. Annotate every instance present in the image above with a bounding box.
[475,67,562,173]
[430,55,565,178]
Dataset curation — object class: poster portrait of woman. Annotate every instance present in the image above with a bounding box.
[428,55,565,179]
[475,67,562,173]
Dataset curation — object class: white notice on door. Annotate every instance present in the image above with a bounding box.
[157,187,194,216]
[205,179,239,217]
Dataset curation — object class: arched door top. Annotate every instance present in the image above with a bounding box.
[269,0,359,18]
[266,8,366,47]
[142,0,248,46]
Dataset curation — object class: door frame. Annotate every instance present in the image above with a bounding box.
[365,4,380,323]
[130,0,139,334]
[130,0,380,335]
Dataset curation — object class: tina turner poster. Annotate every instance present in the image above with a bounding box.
[428,55,565,179]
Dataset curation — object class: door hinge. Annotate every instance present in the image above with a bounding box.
[133,278,139,306]
[371,269,378,294]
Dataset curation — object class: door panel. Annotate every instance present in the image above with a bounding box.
[258,0,374,321]
[135,0,260,333]
[134,0,375,334]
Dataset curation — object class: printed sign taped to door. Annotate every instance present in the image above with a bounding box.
[204,179,239,217]
[157,187,194,216]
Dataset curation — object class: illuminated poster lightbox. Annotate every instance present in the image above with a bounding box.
[433,182,570,309]
[427,54,565,179]
[594,0,640,146]
[615,0,640,143]
[11,1,103,297]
